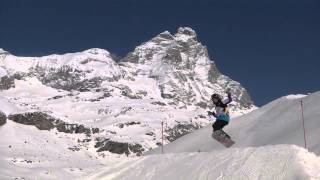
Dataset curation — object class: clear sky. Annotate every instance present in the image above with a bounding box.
[1,0,319,106]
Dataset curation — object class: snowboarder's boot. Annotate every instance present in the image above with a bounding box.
[221,130,231,139]
[213,129,231,139]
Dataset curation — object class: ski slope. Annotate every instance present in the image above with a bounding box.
[86,145,320,180]
[147,91,320,155]
[86,91,320,180]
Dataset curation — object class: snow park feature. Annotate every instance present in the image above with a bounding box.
[0,27,319,179]
[89,92,320,180]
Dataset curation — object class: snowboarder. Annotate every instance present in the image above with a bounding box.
[208,90,232,138]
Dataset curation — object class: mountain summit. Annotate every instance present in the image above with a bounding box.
[122,27,252,108]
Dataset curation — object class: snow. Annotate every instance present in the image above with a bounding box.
[0,96,16,115]
[79,92,320,180]
[0,76,211,150]
[147,91,320,155]
[174,27,197,42]
[0,48,122,78]
[0,67,8,77]
[0,55,36,72]
[0,121,105,180]
[286,94,307,99]
[2,87,318,180]
[1,27,319,179]
[86,145,320,180]
[0,48,8,54]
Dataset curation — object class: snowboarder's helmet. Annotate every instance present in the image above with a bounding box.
[211,93,221,100]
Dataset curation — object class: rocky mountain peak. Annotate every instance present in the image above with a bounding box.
[120,27,253,109]
[0,48,10,56]
[122,27,203,65]
[154,31,174,41]
[175,27,197,41]
[82,48,111,57]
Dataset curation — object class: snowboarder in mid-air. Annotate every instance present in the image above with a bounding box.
[208,90,232,139]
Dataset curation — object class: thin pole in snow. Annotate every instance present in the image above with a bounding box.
[161,121,164,154]
[300,100,307,149]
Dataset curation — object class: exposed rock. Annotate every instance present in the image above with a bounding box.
[0,76,15,90]
[91,128,99,134]
[8,112,55,130]
[119,85,142,99]
[55,122,97,134]
[8,112,99,134]
[116,121,141,128]
[151,101,167,106]
[120,27,254,108]
[0,73,23,90]
[239,90,254,108]
[145,132,155,136]
[0,111,6,126]
[33,66,110,92]
[166,122,202,142]
[125,121,140,126]
[68,146,81,152]
[114,107,133,117]
[208,63,221,83]
[48,95,64,100]
[121,52,140,63]
[157,31,174,40]
[95,139,144,156]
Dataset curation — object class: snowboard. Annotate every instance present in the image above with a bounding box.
[211,130,235,148]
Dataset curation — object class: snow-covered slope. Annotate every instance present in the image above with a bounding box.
[147,91,320,155]
[0,48,122,77]
[86,145,320,180]
[85,92,320,180]
[0,121,105,180]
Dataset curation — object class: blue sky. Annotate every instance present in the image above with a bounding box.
[0,0,319,106]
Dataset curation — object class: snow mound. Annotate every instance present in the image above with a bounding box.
[86,145,320,180]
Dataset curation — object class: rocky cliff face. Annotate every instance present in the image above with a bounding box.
[0,27,254,156]
[0,111,6,126]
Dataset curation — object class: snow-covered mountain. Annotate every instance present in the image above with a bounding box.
[0,27,254,158]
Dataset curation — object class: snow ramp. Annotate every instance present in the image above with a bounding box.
[146,91,320,155]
